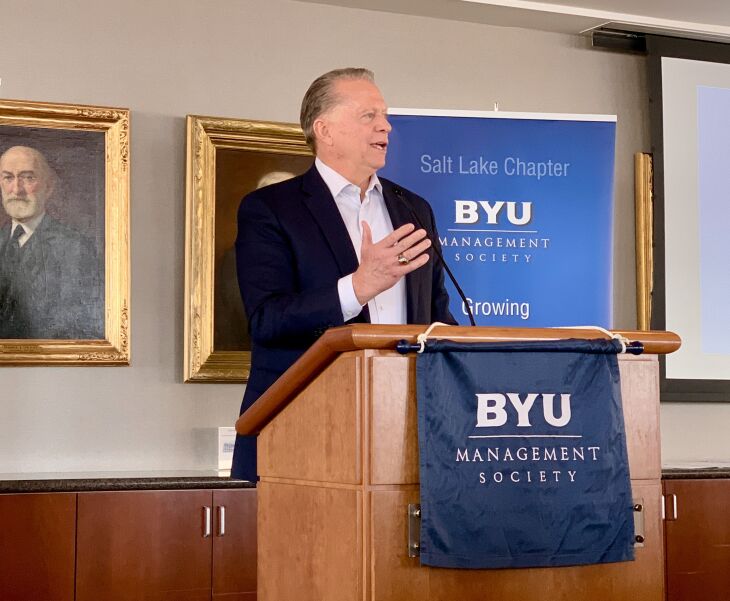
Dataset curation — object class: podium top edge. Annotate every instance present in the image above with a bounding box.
[331,324,681,354]
[235,325,681,436]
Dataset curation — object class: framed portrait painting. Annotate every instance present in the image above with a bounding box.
[184,115,313,382]
[0,98,130,365]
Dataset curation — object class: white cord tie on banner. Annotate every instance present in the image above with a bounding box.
[561,325,629,353]
[416,322,451,353]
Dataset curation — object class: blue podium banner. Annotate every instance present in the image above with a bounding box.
[415,339,634,569]
[379,111,616,328]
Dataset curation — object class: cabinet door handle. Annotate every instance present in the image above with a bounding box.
[217,505,226,537]
[202,506,212,538]
[665,493,678,521]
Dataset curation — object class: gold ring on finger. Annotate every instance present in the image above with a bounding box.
[397,253,410,265]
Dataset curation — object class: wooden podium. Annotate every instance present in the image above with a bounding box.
[236,325,681,601]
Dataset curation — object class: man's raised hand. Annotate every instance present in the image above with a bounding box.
[352,221,431,306]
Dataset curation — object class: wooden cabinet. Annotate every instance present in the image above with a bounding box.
[213,489,257,600]
[0,492,76,601]
[76,490,213,601]
[76,488,257,601]
[0,486,256,601]
[664,478,730,601]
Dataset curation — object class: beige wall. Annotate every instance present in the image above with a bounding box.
[0,0,718,472]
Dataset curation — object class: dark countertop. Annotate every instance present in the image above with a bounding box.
[662,466,730,480]
[0,470,254,494]
[2,466,729,493]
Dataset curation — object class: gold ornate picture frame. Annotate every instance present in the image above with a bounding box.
[0,98,130,365]
[184,116,313,382]
[634,152,654,331]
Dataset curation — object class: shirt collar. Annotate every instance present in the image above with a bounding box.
[11,212,45,238]
[315,157,382,200]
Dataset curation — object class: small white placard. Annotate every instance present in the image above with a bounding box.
[217,427,236,470]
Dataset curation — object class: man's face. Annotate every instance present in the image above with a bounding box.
[321,79,392,181]
[0,147,53,222]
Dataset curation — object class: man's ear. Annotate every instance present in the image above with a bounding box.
[313,117,332,148]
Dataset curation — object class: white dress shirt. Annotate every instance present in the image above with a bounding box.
[10,212,45,248]
[315,158,407,325]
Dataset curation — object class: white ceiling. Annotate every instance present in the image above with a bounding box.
[295,0,730,41]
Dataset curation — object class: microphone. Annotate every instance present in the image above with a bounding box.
[393,186,476,326]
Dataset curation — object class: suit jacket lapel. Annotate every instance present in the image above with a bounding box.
[301,166,359,278]
[301,166,372,323]
[382,182,423,323]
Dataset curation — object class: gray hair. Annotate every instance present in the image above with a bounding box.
[300,68,375,150]
[0,145,59,191]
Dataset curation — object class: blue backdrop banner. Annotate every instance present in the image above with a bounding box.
[379,111,616,328]
[415,338,634,569]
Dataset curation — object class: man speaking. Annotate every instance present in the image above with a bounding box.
[231,68,455,480]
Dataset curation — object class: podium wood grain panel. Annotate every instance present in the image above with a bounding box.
[258,481,361,601]
[371,489,428,600]
[619,355,661,480]
[0,492,76,601]
[370,355,419,485]
[258,354,361,483]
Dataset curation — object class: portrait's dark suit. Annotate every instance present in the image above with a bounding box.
[0,214,103,339]
[231,165,455,480]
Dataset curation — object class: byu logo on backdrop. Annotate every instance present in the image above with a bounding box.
[475,393,572,428]
[454,200,532,225]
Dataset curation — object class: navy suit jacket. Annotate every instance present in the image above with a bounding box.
[231,165,455,480]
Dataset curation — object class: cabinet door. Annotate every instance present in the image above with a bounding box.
[213,488,257,600]
[664,479,730,601]
[76,490,213,601]
[0,492,76,601]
